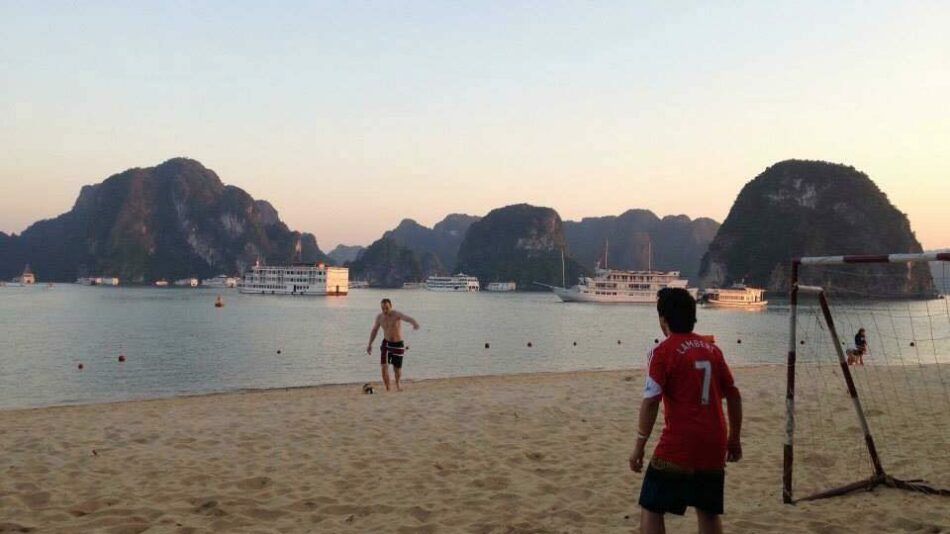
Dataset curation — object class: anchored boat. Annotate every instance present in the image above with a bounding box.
[703,284,768,310]
[240,262,349,296]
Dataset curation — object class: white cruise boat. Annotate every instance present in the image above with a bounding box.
[549,238,697,303]
[704,284,768,310]
[425,273,480,292]
[202,275,238,288]
[240,262,349,296]
[554,268,696,303]
[174,278,199,287]
[349,280,370,289]
[486,281,517,292]
[402,282,425,289]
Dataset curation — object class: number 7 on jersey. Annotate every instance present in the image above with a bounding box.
[695,360,711,405]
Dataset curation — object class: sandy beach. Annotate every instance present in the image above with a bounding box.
[1,365,948,533]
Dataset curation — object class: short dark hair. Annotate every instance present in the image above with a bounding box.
[656,288,696,333]
[381,298,392,306]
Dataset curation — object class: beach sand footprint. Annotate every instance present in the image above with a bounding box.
[0,523,34,533]
[406,505,433,522]
[471,476,510,491]
[192,499,227,517]
[18,491,50,509]
[396,525,437,534]
[242,507,286,521]
[69,497,121,517]
[802,453,836,469]
[234,476,273,491]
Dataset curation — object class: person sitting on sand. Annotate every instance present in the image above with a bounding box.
[630,287,743,534]
[367,298,419,392]
[852,328,867,366]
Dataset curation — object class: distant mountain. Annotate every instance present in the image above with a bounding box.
[433,214,481,239]
[327,244,365,265]
[382,213,480,272]
[563,210,719,282]
[0,232,23,277]
[699,160,934,296]
[346,237,440,288]
[0,158,327,282]
[455,204,586,290]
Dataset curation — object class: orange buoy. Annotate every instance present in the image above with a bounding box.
[118,354,126,363]
[78,363,84,370]
[526,342,533,348]
[214,295,224,308]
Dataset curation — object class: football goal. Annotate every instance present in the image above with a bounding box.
[783,252,950,503]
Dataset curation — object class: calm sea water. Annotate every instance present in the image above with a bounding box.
[1,285,947,410]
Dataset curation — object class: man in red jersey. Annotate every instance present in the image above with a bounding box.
[629,288,743,534]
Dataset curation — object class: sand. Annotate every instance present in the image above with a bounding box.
[1,365,948,533]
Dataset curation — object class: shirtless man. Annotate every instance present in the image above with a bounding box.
[367,298,419,391]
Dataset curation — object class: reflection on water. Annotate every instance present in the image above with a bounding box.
[0,285,946,409]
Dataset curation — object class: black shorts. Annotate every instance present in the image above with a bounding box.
[638,459,725,516]
[380,340,405,369]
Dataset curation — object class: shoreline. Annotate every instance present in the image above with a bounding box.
[1,364,790,414]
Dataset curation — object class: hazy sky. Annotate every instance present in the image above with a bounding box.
[1,1,948,250]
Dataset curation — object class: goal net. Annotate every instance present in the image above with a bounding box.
[784,252,950,503]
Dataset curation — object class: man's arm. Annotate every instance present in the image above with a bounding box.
[725,389,743,462]
[367,315,381,354]
[629,395,661,473]
[398,312,420,330]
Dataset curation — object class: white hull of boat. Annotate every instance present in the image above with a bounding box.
[553,286,698,303]
[424,287,479,292]
[705,300,768,310]
[239,285,347,296]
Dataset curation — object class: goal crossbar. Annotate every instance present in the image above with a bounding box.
[784,252,950,504]
[797,252,950,265]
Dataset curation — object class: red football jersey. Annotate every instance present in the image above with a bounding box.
[644,332,738,470]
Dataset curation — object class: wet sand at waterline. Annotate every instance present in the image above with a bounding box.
[1,366,947,533]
